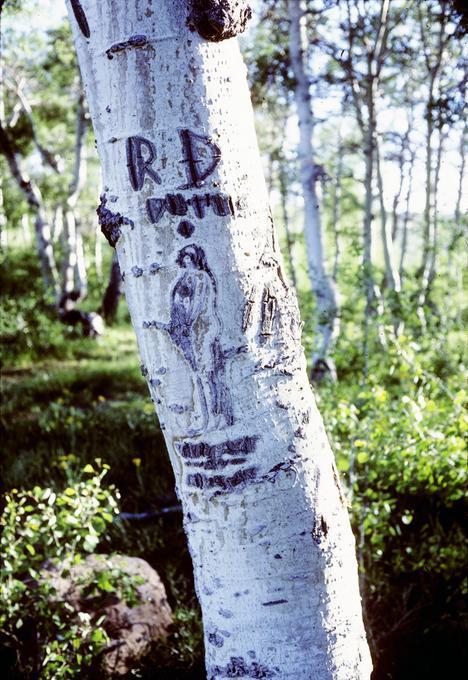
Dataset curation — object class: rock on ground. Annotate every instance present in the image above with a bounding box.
[47,553,173,676]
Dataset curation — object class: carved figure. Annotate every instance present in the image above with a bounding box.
[145,244,233,434]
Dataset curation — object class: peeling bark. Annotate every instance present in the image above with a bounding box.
[66,2,371,677]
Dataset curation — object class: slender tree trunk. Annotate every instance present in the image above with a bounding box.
[420,77,435,278]
[0,121,58,293]
[331,137,343,282]
[94,217,103,280]
[21,212,31,244]
[418,125,447,326]
[278,163,297,290]
[67,1,371,677]
[448,120,467,271]
[399,147,416,285]
[375,137,400,293]
[390,127,410,242]
[101,251,122,325]
[288,0,339,381]
[53,203,64,241]
[62,87,89,298]
[362,75,376,377]
[428,128,446,283]
[61,208,88,298]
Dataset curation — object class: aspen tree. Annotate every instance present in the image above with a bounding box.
[66,1,371,677]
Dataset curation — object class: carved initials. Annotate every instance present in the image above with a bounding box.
[126,136,162,191]
[178,129,221,189]
[146,192,234,224]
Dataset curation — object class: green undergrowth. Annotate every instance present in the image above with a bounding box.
[1,250,466,678]
[1,327,205,678]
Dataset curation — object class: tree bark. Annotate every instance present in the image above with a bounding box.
[66,2,371,677]
[288,0,339,381]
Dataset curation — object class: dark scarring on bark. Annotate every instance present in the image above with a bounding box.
[97,194,134,247]
[188,0,252,42]
[106,35,149,60]
[209,655,278,679]
[70,0,90,39]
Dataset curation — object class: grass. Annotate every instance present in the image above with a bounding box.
[1,323,205,677]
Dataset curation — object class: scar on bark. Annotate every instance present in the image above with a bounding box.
[106,34,149,59]
[312,515,329,546]
[188,0,252,42]
[209,656,277,679]
[332,459,348,506]
[70,0,90,38]
[97,194,134,247]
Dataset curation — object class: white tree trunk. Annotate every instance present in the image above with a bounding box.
[278,163,297,291]
[66,2,371,677]
[399,147,415,284]
[0,121,58,293]
[62,88,89,298]
[375,139,400,294]
[287,0,339,380]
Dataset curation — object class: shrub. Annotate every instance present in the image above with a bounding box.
[0,463,121,679]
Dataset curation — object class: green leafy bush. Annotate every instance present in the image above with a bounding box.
[318,333,467,674]
[0,463,121,679]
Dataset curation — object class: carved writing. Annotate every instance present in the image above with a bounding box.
[242,246,290,341]
[146,192,233,225]
[126,136,162,191]
[179,435,258,471]
[260,286,277,337]
[178,128,221,189]
[179,435,259,492]
[177,220,196,238]
[187,466,258,492]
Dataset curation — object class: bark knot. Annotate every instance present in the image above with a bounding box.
[188,0,252,42]
[97,194,133,248]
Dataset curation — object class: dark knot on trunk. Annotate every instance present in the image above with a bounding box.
[188,0,252,42]
[97,194,134,248]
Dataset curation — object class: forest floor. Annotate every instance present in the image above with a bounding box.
[1,303,466,679]
[1,326,206,678]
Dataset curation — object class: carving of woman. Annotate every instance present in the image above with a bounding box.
[159,244,233,434]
